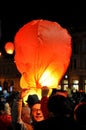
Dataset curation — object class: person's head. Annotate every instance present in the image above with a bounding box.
[4,102,11,115]
[31,103,44,122]
[21,104,31,124]
[74,102,86,126]
[26,94,44,123]
[47,93,73,116]
[0,101,11,115]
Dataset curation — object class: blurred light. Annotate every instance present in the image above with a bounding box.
[5,42,14,54]
[0,52,2,56]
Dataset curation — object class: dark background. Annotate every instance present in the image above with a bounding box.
[0,1,86,52]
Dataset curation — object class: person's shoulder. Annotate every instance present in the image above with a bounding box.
[25,123,33,130]
[34,117,60,130]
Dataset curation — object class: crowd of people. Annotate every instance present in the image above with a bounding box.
[0,87,86,130]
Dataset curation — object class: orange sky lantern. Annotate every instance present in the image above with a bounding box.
[14,19,72,97]
[5,42,14,54]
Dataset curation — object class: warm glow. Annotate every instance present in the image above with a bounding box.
[39,69,59,88]
[23,88,41,104]
[5,42,14,54]
[23,88,52,104]
[20,75,52,102]
[14,19,72,94]
[20,75,41,98]
[0,52,2,56]
[20,75,29,89]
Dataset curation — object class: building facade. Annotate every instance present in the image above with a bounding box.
[60,26,86,92]
[0,54,21,92]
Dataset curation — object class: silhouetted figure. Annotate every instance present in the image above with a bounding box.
[74,102,86,129]
[34,93,78,130]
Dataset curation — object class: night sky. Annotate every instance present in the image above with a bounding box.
[0,1,86,52]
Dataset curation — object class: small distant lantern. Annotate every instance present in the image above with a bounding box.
[5,42,14,54]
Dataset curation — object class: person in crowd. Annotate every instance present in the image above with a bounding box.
[34,93,79,130]
[12,88,48,130]
[0,101,13,130]
[74,101,86,129]
[26,93,45,126]
[3,90,9,99]
[21,103,31,124]
[40,86,50,119]
[11,89,33,130]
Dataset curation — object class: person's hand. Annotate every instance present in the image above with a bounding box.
[19,88,30,99]
[41,86,49,97]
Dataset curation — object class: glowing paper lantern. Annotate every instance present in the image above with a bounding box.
[20,75,52,99]
[5,42,14,54]
[14,19,72,89]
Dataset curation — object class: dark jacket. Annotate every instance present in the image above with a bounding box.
[34,115,78,130]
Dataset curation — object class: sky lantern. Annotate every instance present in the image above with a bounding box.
[5,42,14,54]
[14,19,72,94]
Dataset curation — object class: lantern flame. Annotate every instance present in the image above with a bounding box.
[39,70,59,88]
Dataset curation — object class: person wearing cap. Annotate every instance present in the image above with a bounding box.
[12,87,48,129]
[26,94,44,126]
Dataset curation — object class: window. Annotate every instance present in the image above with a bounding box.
[72,80,79,91]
